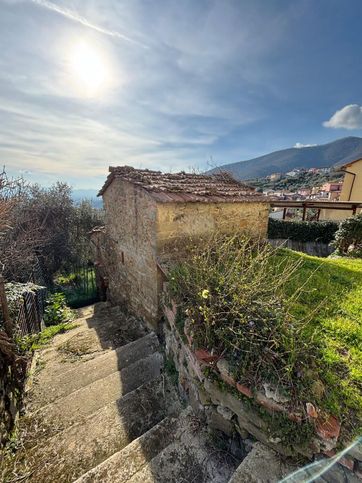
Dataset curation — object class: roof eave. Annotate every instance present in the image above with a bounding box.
[339,157,362,170]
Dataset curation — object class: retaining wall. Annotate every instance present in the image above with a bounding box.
[268,238,334,257]
[163,299,362,479]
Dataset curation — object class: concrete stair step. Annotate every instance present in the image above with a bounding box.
[127,409,237,483]
[28,332,160,409]
[27,351,164,441]
[24,377,170,483]
[34,304,149,377]
[79,408,236,483]
[75,417,178,483]
[126,440,205,483]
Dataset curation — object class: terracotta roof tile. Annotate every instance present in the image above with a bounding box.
[98,166,269,203]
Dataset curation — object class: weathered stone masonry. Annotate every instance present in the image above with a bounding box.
[162,298,362,479]
[93,166,270,327]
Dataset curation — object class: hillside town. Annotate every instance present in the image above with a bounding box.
[250,158,362,221]
[263,168,343,201]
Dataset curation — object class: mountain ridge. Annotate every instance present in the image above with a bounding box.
[207,136,362,180]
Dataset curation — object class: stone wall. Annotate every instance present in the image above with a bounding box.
[156,201,270,253]
[95,180,159,325]
[268,238,334,257]
[0,334,26,447]
[162,300,362,479]
[96,182,269,326]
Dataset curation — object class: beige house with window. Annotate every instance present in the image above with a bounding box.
[320,158,362,220]
[92,166,270,326]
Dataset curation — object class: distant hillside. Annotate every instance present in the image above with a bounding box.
[208,136,362,180]
[72,189,103,208]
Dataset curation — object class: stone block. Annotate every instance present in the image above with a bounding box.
[220,372,236,387]
[207,408,234,436]
[184,347,204,381]
[236,415,294,457]
[198,386,212,406]
[306,402,318,419]
[347,441,362,462]
[263,383,289,403]
[217,405,234,421]
[204,379,267,429]
[355,461,362,479]
[235,426,250,440]
[316,415,340,441]
[229,442,297,483]
[236,383,252,398]
[216,358,235,382]
[314,457,360,483]
[256,392,285,413]
[337,456,355,472]
[188,382,205,415]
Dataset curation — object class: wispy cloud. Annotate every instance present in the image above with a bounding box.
[3,0,355,187]
[30,0,148,48]
[323,104,362,130]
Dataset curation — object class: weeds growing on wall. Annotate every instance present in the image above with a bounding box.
[169,235,314,390]
[168,234,362,441]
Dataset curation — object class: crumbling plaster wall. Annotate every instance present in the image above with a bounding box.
[156,201,270,253]
[101,179,159,324]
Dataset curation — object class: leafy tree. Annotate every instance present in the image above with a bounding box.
[0,169,103,284]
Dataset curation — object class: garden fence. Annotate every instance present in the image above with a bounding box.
[0,258,47,338]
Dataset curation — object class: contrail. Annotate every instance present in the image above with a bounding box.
[30,0,148,48]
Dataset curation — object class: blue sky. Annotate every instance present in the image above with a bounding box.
[1,0,362,188]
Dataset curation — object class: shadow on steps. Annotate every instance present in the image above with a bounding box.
[2,302,240,483]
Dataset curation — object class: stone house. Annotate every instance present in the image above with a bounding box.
[92,166,270,326]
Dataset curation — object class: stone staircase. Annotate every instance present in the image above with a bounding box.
[10,303,238,483]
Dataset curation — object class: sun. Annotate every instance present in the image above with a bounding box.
[68,41,109,97]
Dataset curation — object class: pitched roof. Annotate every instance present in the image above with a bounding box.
[340,158,362,170]
[98,166,268,203]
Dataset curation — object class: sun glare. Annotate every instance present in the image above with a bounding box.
[68,41,110,97]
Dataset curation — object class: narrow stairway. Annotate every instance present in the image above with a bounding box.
[5,303,239,483]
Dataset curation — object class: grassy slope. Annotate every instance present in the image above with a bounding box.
[275,250,362,439]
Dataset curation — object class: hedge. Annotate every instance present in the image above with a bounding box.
[268,218,339,244]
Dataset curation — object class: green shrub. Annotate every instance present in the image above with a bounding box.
[268,218,339,244]
[331,213,362,257]
[54,273,79,286]
[43,292,73,326]
[169,235,314,393]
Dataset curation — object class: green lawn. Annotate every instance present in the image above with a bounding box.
[274,250,362,440]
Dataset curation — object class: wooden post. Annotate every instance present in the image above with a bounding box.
[0,274,13,339]
[282,207,287,220]
[302,204,307,221]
